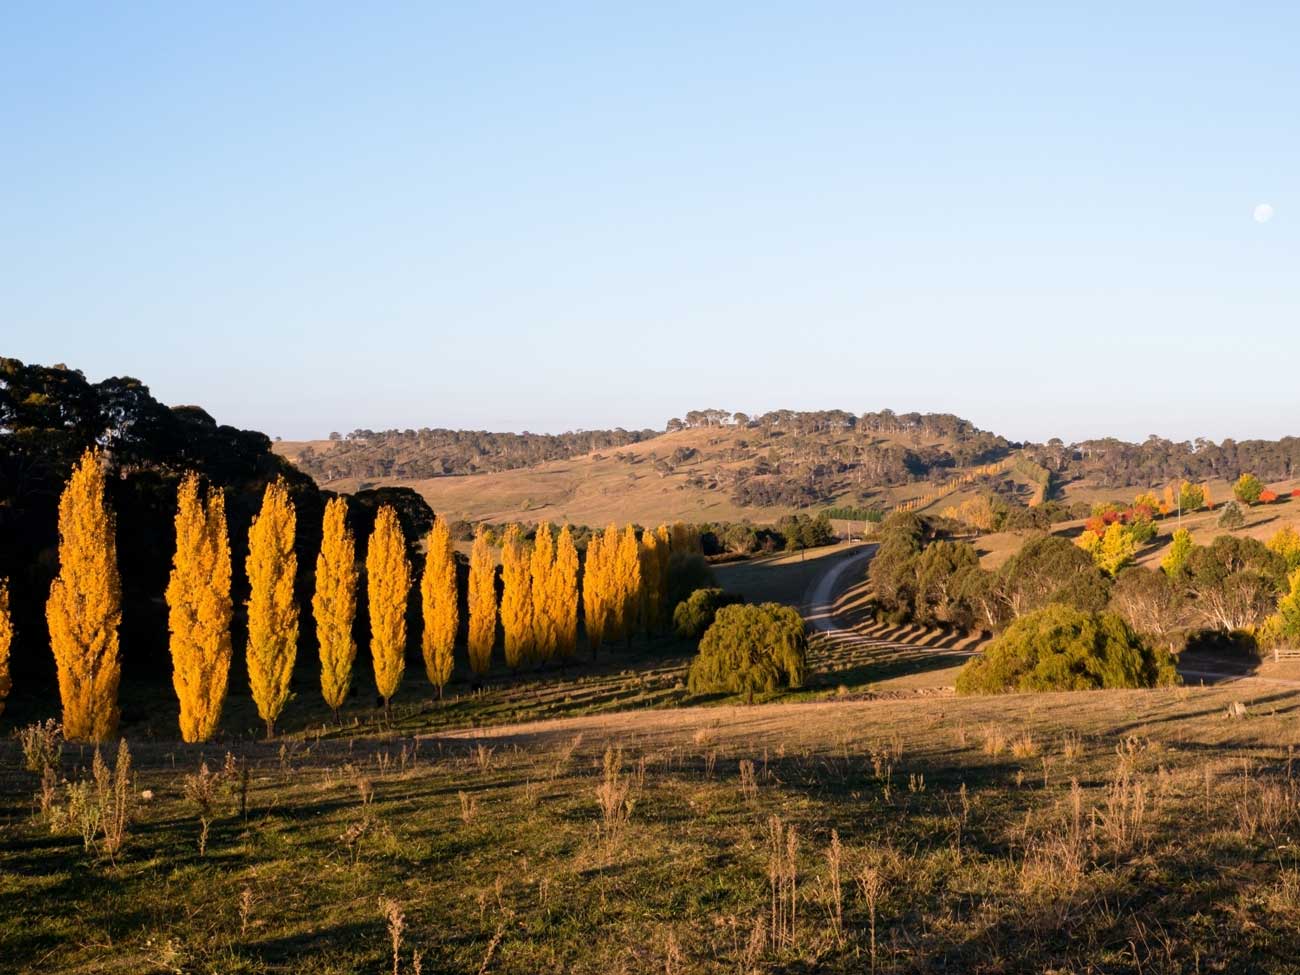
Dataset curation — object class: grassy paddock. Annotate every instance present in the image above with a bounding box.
[6,683,1300,973]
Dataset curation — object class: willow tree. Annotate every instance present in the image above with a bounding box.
[0,579,11,720]
[313,497,357,721]
[166,473,233,742]
[467,526,497,677]
[500,523,533,669]
[246,477,298,739]
[421,513,457,697]
[529,522,558,663]
[553,525,579,659]
[367,505,411,718]
[46,448,121,741]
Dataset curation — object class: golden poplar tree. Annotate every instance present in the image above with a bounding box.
[616,524,643,641]
[166,473,233,742]
[583,529,609,654]
[46,448,121,741]
[639,529,663,635]
[245,477,298,739]
[0,579,11,720]
[367,505,411,718]
[553,525,580,659]
[313,496,357,721]
[500,523,533,669]
[655,524,672,623]
[420,513,458,697]
[670,522,698,554]
[530,522,558,663]
[467,526,497,676]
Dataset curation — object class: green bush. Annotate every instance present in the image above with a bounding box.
[955,603,1178,695]
[687,603,808,702]
[672,588,744,640]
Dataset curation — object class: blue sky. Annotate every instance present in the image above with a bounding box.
[3,2,1296,443]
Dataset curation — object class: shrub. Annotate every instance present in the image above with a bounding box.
[955,604,1178,695]
[688,603,808,702]
[1218,502,1246,530]
[1259,490,1278,504]
[673,588,744,640]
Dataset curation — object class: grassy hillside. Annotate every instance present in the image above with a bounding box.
[278,422,1017,527]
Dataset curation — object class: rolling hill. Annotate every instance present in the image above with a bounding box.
[275,411,1025,526]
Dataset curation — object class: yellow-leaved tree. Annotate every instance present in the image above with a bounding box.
[500,523,533,669]
[246,477,298,739]
[530,522,557,663]
[583,529,609,654]
[553,525,579,659]
[313,497,357,722]
[670,522,697,554]
[46,448,121,741]
[467,526,497,677]
[367,505,411,718]
[0,579,11,720]
[166,473,233,742]
[420,513,458,697]
[616,523,642,641]
[655,524,672,623]
[639,529,663,635]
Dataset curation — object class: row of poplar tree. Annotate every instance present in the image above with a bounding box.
[15,449,695,744]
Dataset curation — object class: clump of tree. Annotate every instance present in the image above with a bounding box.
[687,603,807,702]
[1183,535,1286,634]
[955,604,1177,694]
[673,588,744,640]
[1108,567,1186,653]
[868,514,1114,634]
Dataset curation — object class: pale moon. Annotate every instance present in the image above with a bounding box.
[1254,203,1275,223]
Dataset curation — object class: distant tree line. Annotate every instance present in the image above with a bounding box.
[1025,435,1300,490]
[296,426,659,480]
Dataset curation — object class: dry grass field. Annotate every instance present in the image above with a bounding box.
[8,681,1300,974]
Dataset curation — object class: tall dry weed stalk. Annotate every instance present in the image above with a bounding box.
[739,759,759,803]
[595,746,635,833]
[765,815,799,950]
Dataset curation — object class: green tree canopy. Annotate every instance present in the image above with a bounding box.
[955,603,1178,695]
[687,603,807,702]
